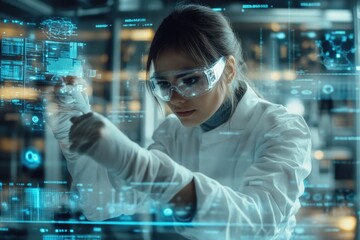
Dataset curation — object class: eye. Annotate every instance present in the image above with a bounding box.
[182,76,200,86]
[156,80,171,89]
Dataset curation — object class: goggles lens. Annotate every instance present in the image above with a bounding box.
[149,57,226,101]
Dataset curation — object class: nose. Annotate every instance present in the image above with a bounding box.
[169,88,186,105]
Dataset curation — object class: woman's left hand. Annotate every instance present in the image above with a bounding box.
[68,111,136,170]
[69,112,104,154]
[68,112,194,205]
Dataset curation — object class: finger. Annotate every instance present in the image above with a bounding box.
[70,112,93,124]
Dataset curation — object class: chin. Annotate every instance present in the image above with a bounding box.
[179,119,200,128]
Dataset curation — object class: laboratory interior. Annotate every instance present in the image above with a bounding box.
[0,0,359,239]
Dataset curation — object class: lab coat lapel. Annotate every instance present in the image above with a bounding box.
[200,85,260,145]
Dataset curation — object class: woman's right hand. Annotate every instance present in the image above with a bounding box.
[45,76,91,138]
[44,77,146,221]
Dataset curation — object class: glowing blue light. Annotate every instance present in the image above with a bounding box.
[163,208,173,217]
[324,193,333,200]
[312,193,322,202]
[41,17,77,40]
[322,84,334,94]
[301,89,312,95]
[23,149,42,169]
[307,32,316,38]
[22,208,30,215]
[95,24,109,28]
[32,116,39,123]
[317,32,355,71]
[276,32,286,39]
[290,89,299,95]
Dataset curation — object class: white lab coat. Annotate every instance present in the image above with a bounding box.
[69,85,311,240]
[148,85,312,239]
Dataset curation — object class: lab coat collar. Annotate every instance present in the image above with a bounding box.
[200,83,260,143]
[229,84,260,130]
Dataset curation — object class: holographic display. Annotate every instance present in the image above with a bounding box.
[0,2,359,239]
[316,31,355,71]
[0,19,87,129]
[41,18,77,40]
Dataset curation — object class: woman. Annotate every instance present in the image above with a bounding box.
[47,4,311,240]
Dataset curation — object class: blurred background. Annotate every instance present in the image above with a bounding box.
[0,0,359,239]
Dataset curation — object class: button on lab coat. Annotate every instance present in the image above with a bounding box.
[148,85,312,239]
[68,85,311,240]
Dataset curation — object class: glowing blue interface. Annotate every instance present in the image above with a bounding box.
[1,21,86,131]
[0,2,359,239]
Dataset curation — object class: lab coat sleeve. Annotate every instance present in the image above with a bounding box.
[66,150,150,221]
[175,114,312,240]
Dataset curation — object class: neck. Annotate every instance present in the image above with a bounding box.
[200,84,247,132]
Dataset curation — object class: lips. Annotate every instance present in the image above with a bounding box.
[175,110,195,117]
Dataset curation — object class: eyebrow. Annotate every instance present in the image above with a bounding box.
[154,74,194,84]
[175,72,193,78]
[154,65,203,75]
[154,69,199,80]
[154,76,167,80]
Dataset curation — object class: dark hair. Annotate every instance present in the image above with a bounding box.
[146,4,248,114]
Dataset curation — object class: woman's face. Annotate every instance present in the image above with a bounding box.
[154,49,227,127]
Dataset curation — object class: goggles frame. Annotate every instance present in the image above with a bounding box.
[149,56,226,101]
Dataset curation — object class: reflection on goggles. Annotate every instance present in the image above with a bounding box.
[149,57,226,101]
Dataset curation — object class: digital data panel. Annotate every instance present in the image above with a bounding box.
[0,1,359,240]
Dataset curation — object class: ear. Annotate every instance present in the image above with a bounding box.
[224,55,236,84]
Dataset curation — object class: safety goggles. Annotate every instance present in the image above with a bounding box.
[149,57,226,101]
